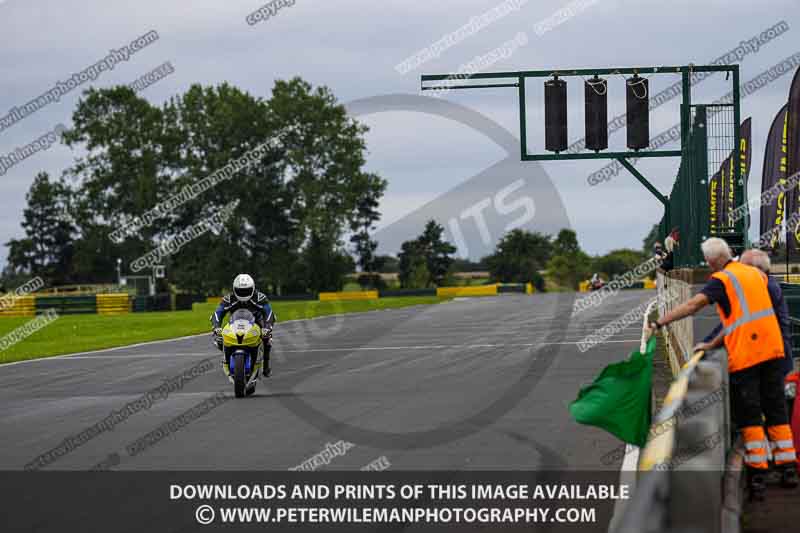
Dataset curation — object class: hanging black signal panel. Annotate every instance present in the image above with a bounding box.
[626,76,650,149]
[584,77,608,151]
[545,78,568,152]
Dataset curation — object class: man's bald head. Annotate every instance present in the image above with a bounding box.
[740,249,771,274]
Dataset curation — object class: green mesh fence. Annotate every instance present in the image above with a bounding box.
[659,103,743,267]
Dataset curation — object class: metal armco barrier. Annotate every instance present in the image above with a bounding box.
[96,293,130,315]
[133,293,199,312]
[613,347,735,533]
[378,288,437,298]
[0,295,36,317]
[35,295,97,315]
[497,283,534,294]
[319,291,379,301]
[657,270,695,376]
[436,285,498,298]
[0,293,199,315]
[0,294,139,316]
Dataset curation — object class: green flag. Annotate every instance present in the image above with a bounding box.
[569,336,655,447]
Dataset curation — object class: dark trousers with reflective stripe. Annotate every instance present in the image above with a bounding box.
[730,357,789,430]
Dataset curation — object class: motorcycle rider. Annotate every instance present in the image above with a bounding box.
[210,274,276,377]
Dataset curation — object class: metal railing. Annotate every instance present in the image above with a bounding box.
[657,271,694,376]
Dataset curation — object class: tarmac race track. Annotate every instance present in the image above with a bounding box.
[0,290,655,472]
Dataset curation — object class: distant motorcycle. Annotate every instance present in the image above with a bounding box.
[217,309,268,397]
[590,279,606,291]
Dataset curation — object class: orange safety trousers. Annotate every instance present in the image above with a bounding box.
[742,425,797,469]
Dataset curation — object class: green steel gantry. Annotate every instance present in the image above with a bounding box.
[421,65,746,265]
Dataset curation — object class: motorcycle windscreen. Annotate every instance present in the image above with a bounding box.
[230,309,255,324]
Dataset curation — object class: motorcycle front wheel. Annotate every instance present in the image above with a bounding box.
[233,352,246,398]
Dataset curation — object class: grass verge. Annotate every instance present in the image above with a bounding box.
[0,296,449,365]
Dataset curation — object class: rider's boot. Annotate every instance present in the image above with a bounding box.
[214,335,227,372]
[262,343,272,378]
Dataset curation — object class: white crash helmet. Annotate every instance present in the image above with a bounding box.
[233,274,255,302]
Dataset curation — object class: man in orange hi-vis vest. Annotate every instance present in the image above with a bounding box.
[650,238,798,499]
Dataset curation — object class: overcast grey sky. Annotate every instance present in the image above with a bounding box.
[0,0,798,265]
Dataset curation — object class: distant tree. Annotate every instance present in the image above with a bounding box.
[418,220,456,286]
[301,233,355,293]
[553,228,580,256]
[5,172,75,285]
[485,229,553,284]
[642,223,660,254]
[350,230,378,271]
[349,173,386,274]
[375,255,399,273]
[546,228,591,289]
[356,273,387,290]
[408,260,430,289]
[399,240,423,288]
[592,249,648,280]
[547,251,593,290]
[269,78,387,247]
[397,220,456,288]
[452,257,489,272]
[68,223,134,285]
[398,243,430,289]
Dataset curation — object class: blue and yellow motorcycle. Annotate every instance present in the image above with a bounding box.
[219,309,267,397]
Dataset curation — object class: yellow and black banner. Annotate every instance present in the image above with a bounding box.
[730,118,752,229]
[759,104,788,250]
[709,169,721,236]
[787,67,800,251]
[712,119,751,234]
[720,155,733,232]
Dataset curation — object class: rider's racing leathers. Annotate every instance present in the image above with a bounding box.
[211,291,276,375]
